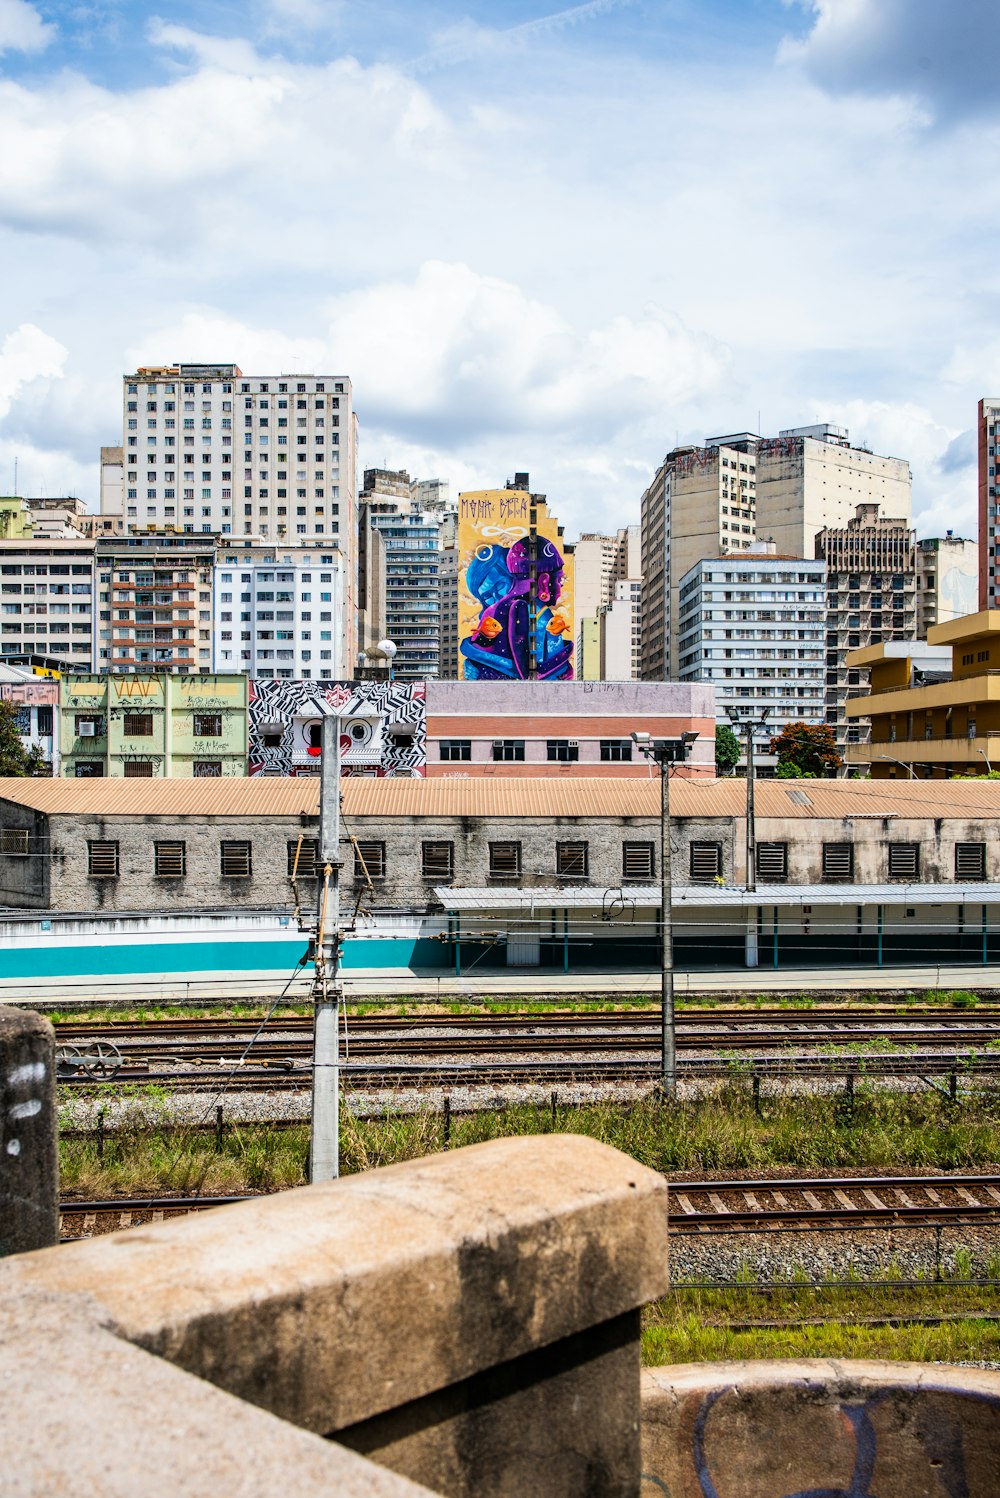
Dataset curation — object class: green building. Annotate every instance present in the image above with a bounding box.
[60,673,248,777]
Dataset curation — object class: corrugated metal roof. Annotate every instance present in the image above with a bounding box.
[0,775,997,821]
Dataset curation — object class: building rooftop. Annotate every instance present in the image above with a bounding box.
[1,776,998,820]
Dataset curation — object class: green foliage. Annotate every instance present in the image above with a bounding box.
[0,697,34,776]
[770,720,843,777]
[714,722,741,775]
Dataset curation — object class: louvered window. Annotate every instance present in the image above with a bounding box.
[489,841,521,879]
[822,843,854,881]
[287,838,318,878]
[623,842,655,880]
[123,713,153,736]
[154,841,186,878]
[755,843,788,881]
[220,840,252,878]
[887,843,919,880]
[422,841,454,880]
[1,828,29,855]
[955,842,986,881]
[354,840,386,881]
[88,840,119,878]
[124,760,154,777]
[193,713,222,737]
[689,842,722,880]
[556,842,588,877]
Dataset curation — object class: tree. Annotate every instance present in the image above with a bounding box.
[715,722,741,776]
[0,699,37,776]
[769,721,842,778]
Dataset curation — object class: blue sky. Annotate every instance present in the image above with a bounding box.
[1,0,998,540]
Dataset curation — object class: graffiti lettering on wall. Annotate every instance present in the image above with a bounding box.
[248,678,425,777]
[457,489,574,681]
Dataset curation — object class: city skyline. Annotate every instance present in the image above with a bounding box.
[0,0,997,542]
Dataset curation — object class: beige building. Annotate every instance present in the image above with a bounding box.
[640,424,911,683]
[575,525,641,680]
[917,534,978,636]
[756,424,912,558]
[815,504,917,752]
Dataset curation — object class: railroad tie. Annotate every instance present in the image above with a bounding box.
[923,1187,943,1205]
[708,1192,731,1214]
[955,1187,981,1207]
[118,1212,132,1230]
[673,1193,696,1216]
[984,1186,1000,1205]
[771,1191,791,1208]
[151,1210,164,1223]
[743,1192,762,1212]
[861,1189,888,1211]
[801,1190,824,1210]
[832,1190,857,1211]
[83,1213,95,1234]
[893,1189,918,1208]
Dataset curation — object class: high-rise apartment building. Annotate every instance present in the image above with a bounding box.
[212,542,345,679]
[358,469,451,681]
[916,534,978,637]
[115,361,358,665]
[814,504,917,750]
[575,525,642,679]
[677,549,826,760]
[978,398,1000,609]
[95,534,216,673]
[640,424,911,682]
[0,528,96,669]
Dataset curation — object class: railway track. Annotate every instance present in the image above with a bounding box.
[58,1175,1000,1240]
[668,1174,1000,1233]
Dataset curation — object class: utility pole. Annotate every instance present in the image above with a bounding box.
[310,709,342,1182]
[631,730,699,1097]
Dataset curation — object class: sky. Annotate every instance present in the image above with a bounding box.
[0,0,998,542]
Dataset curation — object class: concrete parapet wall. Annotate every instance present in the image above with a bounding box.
[640,1360,1000,1497]
[3,1135,669,1497]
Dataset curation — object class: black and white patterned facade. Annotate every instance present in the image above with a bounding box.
[247,678,425,777]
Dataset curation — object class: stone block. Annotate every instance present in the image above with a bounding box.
[641,1360,1000,1498]
[0,1006,56,1255]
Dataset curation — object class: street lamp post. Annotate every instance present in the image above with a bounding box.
[875,755,915,779]
[977,747,993,775]
[726,707,770,967]
[631,730,699,1097]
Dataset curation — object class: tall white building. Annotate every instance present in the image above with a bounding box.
[116,361,358,665]
[677,549,827,761]
[576,525,642,679]
[212,543,345,679]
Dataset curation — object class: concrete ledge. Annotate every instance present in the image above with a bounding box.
[6,1135,669,1496]
[641,1360,1000,1497]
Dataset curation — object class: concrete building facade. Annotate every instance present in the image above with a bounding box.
[917,533,979,637]
[60,672,248,777]
[0,535,96,670]
[423,678,715,777]
[815,504,918,751]
[575,526,642,680]
[677,551,826,759]
[978,397,1000,609]
[247,677,425,778]
[96,534,217,674]
[359,469,446,682]
[0,666,59,772]
[212,543,345,679]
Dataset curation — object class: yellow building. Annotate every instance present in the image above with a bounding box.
[845,611,1000,777]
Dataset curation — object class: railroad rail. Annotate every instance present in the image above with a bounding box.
[667,1173,1000,1233]
[57,1175,1000,1241]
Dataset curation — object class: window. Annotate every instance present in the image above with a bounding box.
[0,828,29,855]
[74,762,104,778]
[600,739,632,762]
[756,843,788,881]
[123,713,153,737]
[354,840,385,881]
[887,843,919,880]
[492,739,525,762]
[194,761,223,777]
[623,842,654,880]
[556,841,589,877]
[88,840,119,878]
[287,838,318,879]
[154,841,186,878]
[193,713,223,738]
[546,740,579,762]
[822,843,854,881]
[221,841,252,878]
[955,842,986,881]
[422,841,455,881]
[74,714,104,737]
[439,739,472,761]
[689,842,722,880]
[123,760,154,778]
[489,841,521,879]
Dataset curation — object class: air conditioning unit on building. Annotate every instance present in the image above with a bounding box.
[79,722,96,737]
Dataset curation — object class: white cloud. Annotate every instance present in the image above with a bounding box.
[0,323,67,420]
[0,0,52,54]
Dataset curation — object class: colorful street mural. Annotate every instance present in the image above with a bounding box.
[457,488,574,681]
[248,678,425,777]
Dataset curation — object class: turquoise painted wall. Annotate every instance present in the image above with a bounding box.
[0,935,446,980]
